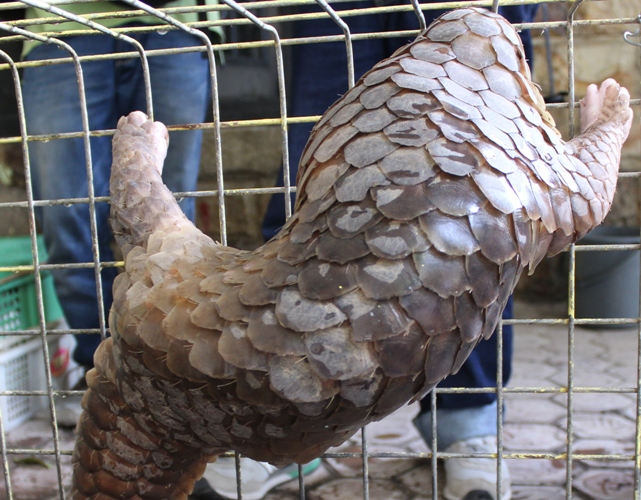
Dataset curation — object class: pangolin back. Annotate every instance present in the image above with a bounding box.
[71,7,632,499]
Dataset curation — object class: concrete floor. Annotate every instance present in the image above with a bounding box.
[0,300,638,500]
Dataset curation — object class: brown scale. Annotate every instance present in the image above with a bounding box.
[71,7,633,499]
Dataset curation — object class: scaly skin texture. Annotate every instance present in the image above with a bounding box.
[71,7,632,499]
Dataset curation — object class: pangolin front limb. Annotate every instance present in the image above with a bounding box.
[71,7,632,499]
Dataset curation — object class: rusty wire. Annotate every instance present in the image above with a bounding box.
[0,0,639,499]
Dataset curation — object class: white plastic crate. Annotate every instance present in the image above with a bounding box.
[0,336,48,431]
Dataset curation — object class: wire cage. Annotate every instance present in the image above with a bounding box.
[0,0,639,498]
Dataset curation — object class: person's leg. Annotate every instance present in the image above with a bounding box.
[117,28,211,222]
[22,36,119,369]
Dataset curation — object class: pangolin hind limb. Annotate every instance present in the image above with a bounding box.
[71,7,632,499]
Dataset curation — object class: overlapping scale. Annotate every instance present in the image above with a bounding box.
[275,287,346,332]
[313,125,359,163]
[356,256,421,300]
[430,110,478,143]
[490,34,520,72]
[443,60,488,91]
[424,329,462,384]
[479,89,521,119]
[276,237,318,266]
[439,76,485,107]
[466,11,502,34]
[391,71,444,93]
[454,291,484,342]
[343,132,399,167]
[466,251,500,307]
[218,323,269,372]
[399,287,456,335]
[511,208,536,269]
[260,258,299,288]
[413,247,472,297]
[472,168,522,214]
[419,211,480,256]
[359,81,401,109]
[328,199,384,238]
[303,327,377,380]
[330,101,365,127]
[302,158,349,203]
[300,123,332,167]
[426,137,480,176]
[376,323,427,377]
[238,273,279,306]
[400,57,447,79]
[363,65,401,86]
[352,106,397,133]
[298,259,358,300]
[379,147,436,185]
[506,168,541,221]
[387,91,440,117]
[483,65,521,100]
[339,371,385,407]
[297,195,335,224]
[452,33,496,70]
[315,231,370,264]
[433,89,483,120]
[424,176,486,216]
[372,184,436,220]
[334,165,388,202]
[426,19,469,42]
[410,40,456,64]
[468,206,518,264]
[215,287,251,322]
[246,307,306,356]
[529,179,558,233]
[336,290,412,341]
[268,356,338,403]
[366,220,430,259]
[472,118,516,152]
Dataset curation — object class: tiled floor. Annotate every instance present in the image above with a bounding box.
[0,300,638,499]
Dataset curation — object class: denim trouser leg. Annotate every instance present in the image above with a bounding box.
[414,401,501,451]
[22,29,210,368]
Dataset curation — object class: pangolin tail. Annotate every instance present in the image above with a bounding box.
[71,338,211,500]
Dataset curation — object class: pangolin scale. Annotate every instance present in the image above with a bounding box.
[71,7,632,499]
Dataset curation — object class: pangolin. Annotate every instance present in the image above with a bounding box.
[71,7,633,499]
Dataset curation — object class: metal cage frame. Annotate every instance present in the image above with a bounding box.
[0,0,639,498]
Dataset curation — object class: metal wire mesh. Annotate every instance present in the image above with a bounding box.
[0,0,638,498]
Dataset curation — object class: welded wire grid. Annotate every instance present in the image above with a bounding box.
[0,0,638,498]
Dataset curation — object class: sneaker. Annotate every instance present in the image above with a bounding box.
[201,457,321,500]
[443,435,511,500]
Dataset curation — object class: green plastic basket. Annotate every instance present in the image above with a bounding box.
[0,236,64,334]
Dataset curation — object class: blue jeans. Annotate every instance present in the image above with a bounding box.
[261,2,536,439]
[22,27,210,368]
